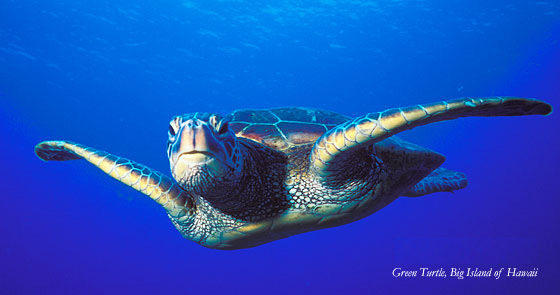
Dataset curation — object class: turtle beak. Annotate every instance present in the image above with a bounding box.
[172,119,222,163]
[169,118,231,186]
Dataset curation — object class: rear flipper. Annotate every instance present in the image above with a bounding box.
[403,167,467,197]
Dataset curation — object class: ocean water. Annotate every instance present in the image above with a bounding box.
[1,0,559,294]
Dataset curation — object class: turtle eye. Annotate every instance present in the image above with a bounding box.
[209,115,219,128]
[169,124,176,136]
[169,117,180,137]
[217,121,229,135]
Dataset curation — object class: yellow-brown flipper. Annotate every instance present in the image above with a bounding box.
[35,140,194,218]
[311,97,552,178]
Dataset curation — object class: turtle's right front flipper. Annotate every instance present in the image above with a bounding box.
[35,140,194,218]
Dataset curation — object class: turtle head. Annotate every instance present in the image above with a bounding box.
[167,113,243,195]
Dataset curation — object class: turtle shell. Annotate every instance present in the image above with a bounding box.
[227,107,350,151]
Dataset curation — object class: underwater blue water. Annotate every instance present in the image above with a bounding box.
[1,0,559,294]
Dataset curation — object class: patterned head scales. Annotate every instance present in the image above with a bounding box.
[167,112,243,194]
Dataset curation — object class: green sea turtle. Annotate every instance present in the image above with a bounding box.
[35,97,552,249]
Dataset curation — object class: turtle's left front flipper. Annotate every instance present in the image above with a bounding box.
[311,97,552,177]
[35,140,194,218]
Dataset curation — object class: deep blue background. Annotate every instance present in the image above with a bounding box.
[1,0,559,294]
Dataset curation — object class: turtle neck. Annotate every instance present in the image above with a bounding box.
[200,138,290,221]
